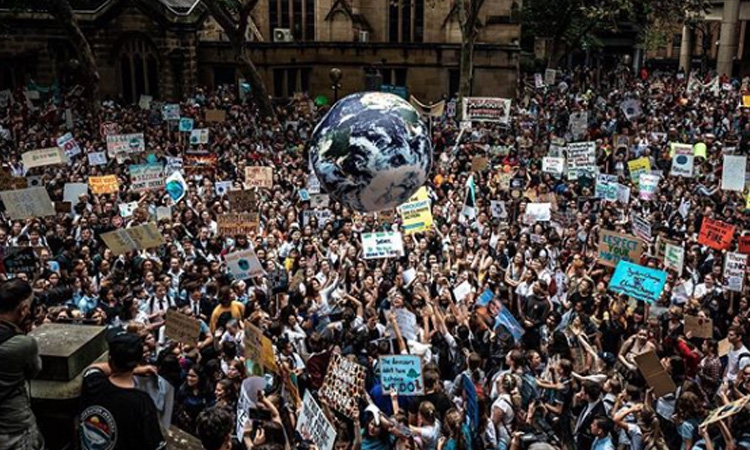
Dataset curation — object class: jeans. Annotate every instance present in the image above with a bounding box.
[0,422,44,450]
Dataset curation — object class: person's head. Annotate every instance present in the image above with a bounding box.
[107,331,143,374]
[583,381,602,402]
[0,279,33,329]
[418,401,436,425]
[196,406,233,450]
[728,325,744,345]
[589,415,612,438]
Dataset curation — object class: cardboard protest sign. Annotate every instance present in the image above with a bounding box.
[218,213,259,236]
[684,315,713,339]
[380,355,424,395]
[631,213,652,242]
[702,396,750,427]
[386,307,418,341]
[129,164,164,193]
[471,156,489,172]
[0,187,55,220]
[664,243,685,273]
[118,202,138,218]
[56,133,81,158]
[106,133,145,157]
[88,151,107,167]
[462,97,511,123]
[245,167,273,188]
[566,142,596,179]
[243,321,278,372]
[724,252,747,292]
[100,223,165,255]
[89,175,119,195]
[569,111,588,139]
[225,248,265,280]
[722,155,747,191]
[595,174,618,201]
[164,310,201,346]
[1,247,37,275]
[228,190,256,212]
[490,200,508,219]
[525,203,551,222]
[609,261,667,304]
[671,144,694,177]
[297,392,337,450]
[597,230,643,268]
[319,354,366,416]
[22,147,67,169]
[0,170,27,192]
[634,351,676,398]
[542,157,565,176]
[698,217,735,250]
[189,128,210,145]
[638,174,660,200]
[740,235,750,254]
[361,232,405,259]
[544,68,556,85]
[628,157,651,185]
[205,109,226,122]
[155,206,172,221]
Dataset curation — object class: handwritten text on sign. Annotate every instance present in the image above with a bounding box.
[597,230,643,268]
[380,355,424,395]
[608,261,667,304]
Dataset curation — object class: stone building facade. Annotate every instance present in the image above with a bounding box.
[0,0,520,103]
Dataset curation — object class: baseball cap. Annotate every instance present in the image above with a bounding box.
[107,330,143,370]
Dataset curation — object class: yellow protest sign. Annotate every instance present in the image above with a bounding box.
[743,95,750,108]
[693,142,707,159]
[398,188,432,234]
[89,175,119,195]
[627,157,651,186]
[243,321,278,372]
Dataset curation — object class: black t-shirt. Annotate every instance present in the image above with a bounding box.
[79,368,165,450]
[407,391,454,421]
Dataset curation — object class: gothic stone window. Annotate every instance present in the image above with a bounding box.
[118,36,159,104]
[389,0,424,43]
[269,0,315,41]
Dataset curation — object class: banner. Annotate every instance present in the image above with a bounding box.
[56,132,81,158]
[189,128,210,145]
[399,190,432,234]
[566,142,596,179]
[225,248,265,280]
[462,97,511,123]
[409,95,446,118]
[609,261,667,304]
[671,144,694,177]
[129,164,164,193]
[218,213,260,236]
[297,392,337,450]
[632,213,652,242]
[243,321,278,372]
[361,232,405,259]
[724,252,747,292]
[379,355,424,395]
[89,175,119,195]
[698,217,735,250]
[664,243,685,273]
[542,157,565,176]
[245,167,273,188]
[597,230,643,268]
[22,147,67,169]
[106,133,145,157]
[319,354,366,416]
[628,157,651,185]
[569,111,588,139]
[722,155,747,191]
[638,174,660,200]
[0,187,55,220]
[595,174,618,201]
[100,223,165,255]
[164,310,201,346]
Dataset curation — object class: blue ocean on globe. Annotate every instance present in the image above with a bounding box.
[308,92,433,212]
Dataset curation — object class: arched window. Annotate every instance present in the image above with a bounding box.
[389,0,424,43]
[117,36,159,104]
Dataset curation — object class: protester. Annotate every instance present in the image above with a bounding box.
[2,66,750,450]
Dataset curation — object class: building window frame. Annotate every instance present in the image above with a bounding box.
[389,0,424,43]
[270,0,315,41]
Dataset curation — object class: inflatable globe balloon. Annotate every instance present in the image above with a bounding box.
[308,92,432,212]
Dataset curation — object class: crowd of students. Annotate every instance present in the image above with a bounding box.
[0,65,750,450]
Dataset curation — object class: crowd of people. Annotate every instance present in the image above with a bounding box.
[0,64,750,450]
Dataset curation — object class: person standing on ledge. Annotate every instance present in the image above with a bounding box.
[0,279,44,450]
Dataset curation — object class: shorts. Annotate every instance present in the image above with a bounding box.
[0,422,45,450]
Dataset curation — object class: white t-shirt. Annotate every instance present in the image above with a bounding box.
[491,394,515,445]
[727,344,750,382]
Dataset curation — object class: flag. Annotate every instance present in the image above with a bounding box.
[462,373,479,432]
[462,175,476,219]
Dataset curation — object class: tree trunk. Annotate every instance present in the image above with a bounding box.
[459,38,475,100]
[235,45,275,120]
[46,0,100,108]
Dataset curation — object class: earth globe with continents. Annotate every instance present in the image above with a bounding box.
[308,92,432,212]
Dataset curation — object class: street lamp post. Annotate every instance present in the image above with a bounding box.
[330,68,343,102]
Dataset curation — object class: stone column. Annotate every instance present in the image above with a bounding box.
[717,0,741,76]
[679,25,693,73]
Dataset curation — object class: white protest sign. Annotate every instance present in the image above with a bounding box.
[595,174,618,201]
[88,151,107,167]
[490,200,508,219]
[56,133,81,158]
[129,164,164,193]
[526,203,551,222]
[566,142,596,179]
[616,183,631,204]
[297,392,337,450]
[724,252,747,292]
[569,111,588,139]
[671,144,694,177]
[386,308,418,341]
[664,243,684,274]
[190,128,210,145]
[632,213,652,242]
[107,133,145,157]
[63,183,89,204]
[638,174,660,200]
[542,157,565,176]
[361,232,405,259]
[22,147,67,169]
[118,202,138,218]
[722,155,747,191]
[215,181,233,196]
[544,69,556,86]
[620,99,642,120]
[225,248,265,280]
